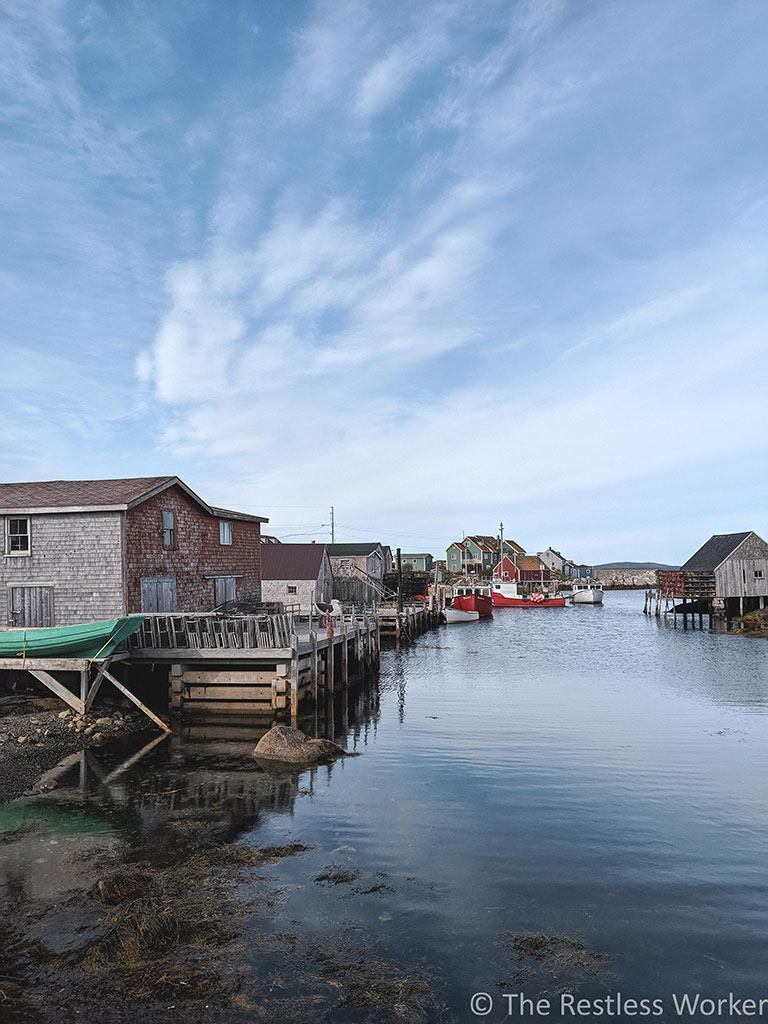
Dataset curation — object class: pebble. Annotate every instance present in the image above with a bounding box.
[95,717,112,726]
[17,736,28,744]
[84,725,96,736]
[58,710,71,719]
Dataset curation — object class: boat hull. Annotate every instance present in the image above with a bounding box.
[492,593,566,608]
[0,616,145,660]
[452,594,493,618]
[572,589,603,604]
[444,606,480,623]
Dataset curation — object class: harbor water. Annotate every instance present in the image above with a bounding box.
[3,589,768,1021]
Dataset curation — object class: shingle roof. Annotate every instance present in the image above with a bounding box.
[0,476,176,510]
[517,555,546,572]
[0,476,267,522]
[261,544,328,580]
[327,543,382,556]
[680,532,752,572]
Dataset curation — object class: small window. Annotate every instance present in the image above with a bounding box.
[219,521,232,545]
[339,559,350,567]
[6,518,30,555]
[287,584,298,595]
[756,570,764,579]
[163,510,175,549]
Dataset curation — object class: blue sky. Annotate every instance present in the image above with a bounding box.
[2,0,767,563]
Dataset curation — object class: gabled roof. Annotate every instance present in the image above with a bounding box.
[680,532,753,572]
[401,553,432,559]
[447,541,466,552]
[0,476,267,522]
[517,555,546,572]
[261,543,328,581]
[327,543,382,557]
[503,538,525,554]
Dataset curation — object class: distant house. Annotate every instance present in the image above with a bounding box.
[538,547,575,576]
[446,536,524,575]
[400,553,433,572]
[0,477,267,626]
[261,534,282,544]
[570,563,594,579]
[493,554,551,582]
[664,531,768,616]
[260,543,333,612]
[327,542,387,603]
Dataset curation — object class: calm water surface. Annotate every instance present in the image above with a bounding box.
[4,590,768,1019]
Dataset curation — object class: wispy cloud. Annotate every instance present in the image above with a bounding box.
[3,0,768,560]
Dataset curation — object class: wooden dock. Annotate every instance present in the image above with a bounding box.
[127,611,380,723]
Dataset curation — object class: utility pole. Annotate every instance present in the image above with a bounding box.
[396,547,403,613]
[498,521,504,577]
[330,506,335,543]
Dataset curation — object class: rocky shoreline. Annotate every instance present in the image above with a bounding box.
[0,691,151,806]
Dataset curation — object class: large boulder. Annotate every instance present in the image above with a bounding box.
[253,725,346,763]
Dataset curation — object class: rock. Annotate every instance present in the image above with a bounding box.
[58,710,71,719]
[38,779,57,792]
[17,736,28,744]
[90,732,106,746]
[253,724,347,763]
[84,725,96,736]
[95,717,112,726]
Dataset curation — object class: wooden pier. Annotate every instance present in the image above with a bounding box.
[377,603,441,643]
[127,611,380,724]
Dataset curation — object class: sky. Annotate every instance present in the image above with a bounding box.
[2,0,767,565]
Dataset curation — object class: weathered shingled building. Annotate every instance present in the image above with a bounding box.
[659,531,768,617]
[260,543,334,613]
[0,477,267,626]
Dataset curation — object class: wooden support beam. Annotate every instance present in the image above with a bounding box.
[311,630,318,702]
[27,670,84,715]
[290,633,299,724]
[98,667,171,733]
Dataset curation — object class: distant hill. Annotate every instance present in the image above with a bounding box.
[595,561,679,570]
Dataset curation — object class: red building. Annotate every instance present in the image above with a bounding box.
[493,554,551,583]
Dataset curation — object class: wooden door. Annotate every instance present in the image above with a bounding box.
[214,576,237,606]
[8,586,54,627]
[140,576,177,612]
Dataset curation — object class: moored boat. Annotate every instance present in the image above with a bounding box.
[571,581,604,604]
[444,603,480,623]
[490,580,566,608]
[452,583,493,618]
[0,616,145,660]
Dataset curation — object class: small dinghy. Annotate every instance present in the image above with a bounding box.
[0,616,145,660]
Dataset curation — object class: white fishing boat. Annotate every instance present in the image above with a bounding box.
[444,595,480,623]
[571,581,604,604]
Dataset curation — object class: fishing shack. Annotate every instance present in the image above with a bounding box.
[659,531,768,619]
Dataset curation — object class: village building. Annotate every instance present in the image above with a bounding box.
[400,553,434,572]
[493,554,551,583]
[570,563,595,579]
[446,536,524,575]
[660,531,768,617]
[260,543,334,613]
[0,477,267,626]
[538,547,575,576]
[327,542,388,603]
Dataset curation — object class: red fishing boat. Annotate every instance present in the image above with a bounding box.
[450,583,494,618]
[490,580,565,608]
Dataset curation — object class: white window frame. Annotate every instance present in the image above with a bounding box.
[286,584,298,595]
[5,517,31,557]
[219,520,233,546]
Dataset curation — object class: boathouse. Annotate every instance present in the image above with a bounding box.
[260,543,334,613]
[400,553,434,572]
[0,477,267,626]
[327,543,388,603]
[660,531,768,617]
[493,554,551,582]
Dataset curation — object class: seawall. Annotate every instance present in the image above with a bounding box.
[594,567,658,590]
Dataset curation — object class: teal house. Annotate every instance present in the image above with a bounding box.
[446,536,524,574]
[400,553,433,572]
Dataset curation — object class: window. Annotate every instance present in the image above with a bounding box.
[756,570,764,579]
[6,518,30,555]
[287,585,298,595]
[339,559,350,567]
[163,510,175,549]
[219,520,233,545]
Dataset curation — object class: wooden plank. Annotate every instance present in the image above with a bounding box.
[0,658,90,671]
[27,670,84,714]
[181,669,278,685]
[128,647,295,660]
[185,685,275,701]
[99,667,171,733]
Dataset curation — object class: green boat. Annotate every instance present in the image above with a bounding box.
[0,616,145,660]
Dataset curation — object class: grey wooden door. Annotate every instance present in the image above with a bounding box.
[8,586,54,627]
[214,576,237,606]
[140,576,177,612]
